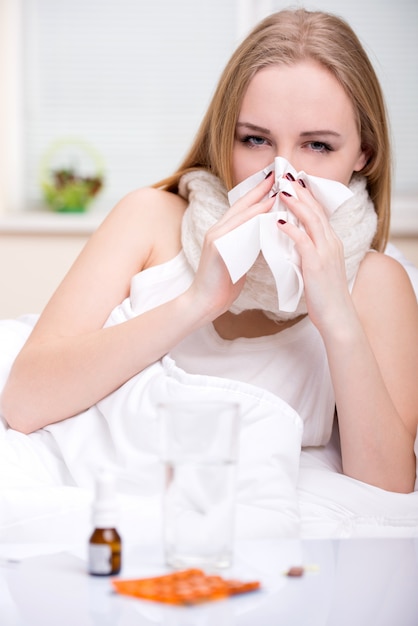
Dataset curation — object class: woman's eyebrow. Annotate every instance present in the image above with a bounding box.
[236,121,272,135]
[300,130,341,138]
[237,123,341,139]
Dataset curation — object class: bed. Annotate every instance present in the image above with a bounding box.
[0,243,417,548]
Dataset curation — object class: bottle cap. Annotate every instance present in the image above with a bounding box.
[92,468,118,529]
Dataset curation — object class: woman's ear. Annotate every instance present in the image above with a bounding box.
[353,146,372,173]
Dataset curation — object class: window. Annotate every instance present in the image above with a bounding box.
[1,0,417,232]
[19,0,237,213]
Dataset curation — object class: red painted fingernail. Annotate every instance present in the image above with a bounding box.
[265,170,273,179]
[285,172,295,181]
[281,191,292,197]
[297,178,306,188]
[278,219,287,225]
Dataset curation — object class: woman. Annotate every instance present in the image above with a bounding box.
[2,9,417,493]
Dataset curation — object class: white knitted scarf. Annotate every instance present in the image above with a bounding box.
[179,169,377,321]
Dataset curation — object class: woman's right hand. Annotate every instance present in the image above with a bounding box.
[187,173,276,319]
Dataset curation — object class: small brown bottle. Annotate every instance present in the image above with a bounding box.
[88,469,122,576]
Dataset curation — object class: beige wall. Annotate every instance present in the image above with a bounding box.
[390,237,418,267]
[0,232,417,319]
[0,233,87,318]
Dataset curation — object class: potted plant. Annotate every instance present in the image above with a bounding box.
[41,138,104,213]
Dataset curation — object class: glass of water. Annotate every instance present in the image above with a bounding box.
[159,400,240,570]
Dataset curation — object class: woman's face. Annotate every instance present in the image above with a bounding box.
[232,61,368,187]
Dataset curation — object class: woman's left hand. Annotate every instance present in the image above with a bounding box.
[277,178,353,333]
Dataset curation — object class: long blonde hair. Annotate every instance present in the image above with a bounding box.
[155,9,391,250]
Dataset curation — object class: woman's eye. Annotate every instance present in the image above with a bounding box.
[307,141,333,153]
[241,135,268,147]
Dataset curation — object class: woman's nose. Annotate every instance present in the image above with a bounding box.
[275,149,298,169]
[276,145,298,168]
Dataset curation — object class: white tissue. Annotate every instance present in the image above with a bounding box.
[214,157,353,312]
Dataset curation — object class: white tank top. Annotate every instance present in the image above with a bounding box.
[106,251,335,446]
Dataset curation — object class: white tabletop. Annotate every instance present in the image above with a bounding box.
[1,537,417,625]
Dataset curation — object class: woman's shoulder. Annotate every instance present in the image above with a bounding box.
[353,250,417,313]
[101,186,188,265]
[357,249,410,280]
[112,186,187,223]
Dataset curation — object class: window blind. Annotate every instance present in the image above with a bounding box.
[268,0,418,195]
[22,0,237,212]
[19,0,418,218]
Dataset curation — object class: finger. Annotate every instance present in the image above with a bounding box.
[205,194,276,248]
[211,177,277,237]
[277,217,314,252]
[218,193,276,231]
[281,181,328,222]
[277,214,344,270]
[279,187,333,244]
[225,171,275,218]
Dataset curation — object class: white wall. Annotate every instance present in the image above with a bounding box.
[0,0,417,318]
[1,0,417,223]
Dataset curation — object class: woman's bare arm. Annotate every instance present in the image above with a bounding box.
[278,184,418,493]
[1,187,201,432]
[1,174,277,434]
[329,253,418,492]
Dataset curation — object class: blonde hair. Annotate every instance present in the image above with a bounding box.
[155,9,391,250]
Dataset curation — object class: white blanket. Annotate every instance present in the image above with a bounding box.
[0,314,417,547]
